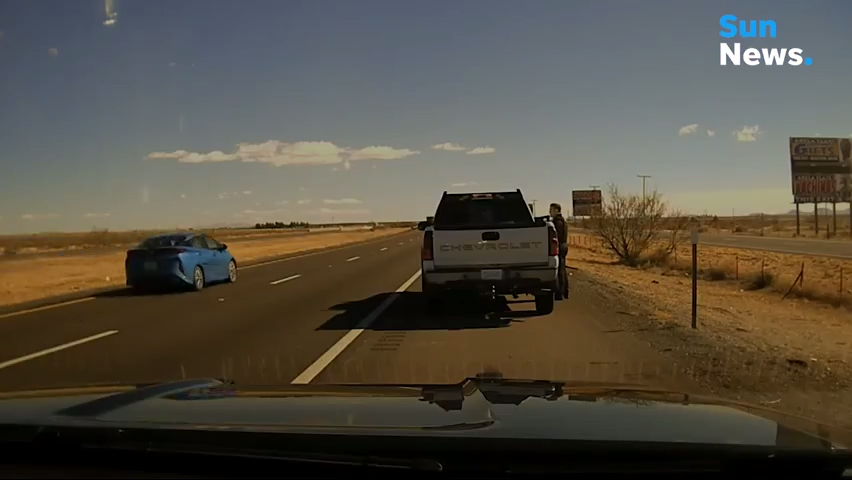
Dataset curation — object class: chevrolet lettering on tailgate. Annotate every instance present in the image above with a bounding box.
[438,241,544,252]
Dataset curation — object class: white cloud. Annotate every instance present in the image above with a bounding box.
[274,200,289,205]
[678,124,699,136]
[21,213,59,220]
[48,47,59,57]
[323,198,362,205]
[466,146,496,155]
[734,125,764,142]
[707,130,716,137]
[180,194,187,199]
[432,142,468,151]
[318,208,370,215]
[242,190,253,195]
[451,182,478,187]
[147,141,419,169]
[299,187,306,191]
[297,199,312,205]
[83,213,111,218]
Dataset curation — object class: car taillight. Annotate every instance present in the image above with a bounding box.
[421,231,434,261]
[548,226,558,256]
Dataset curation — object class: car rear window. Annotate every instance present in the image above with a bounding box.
[138,235,193,248]
[433,192,534,229]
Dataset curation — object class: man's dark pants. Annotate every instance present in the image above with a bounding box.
[557,243,569,300]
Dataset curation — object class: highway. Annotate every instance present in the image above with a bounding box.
[699,233,852,259]
[572,227,852,259]
[0,231,687,392]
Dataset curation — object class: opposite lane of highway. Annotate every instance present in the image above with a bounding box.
[572,227,852,259]
[0,230,694,395]
[698,233,852,259]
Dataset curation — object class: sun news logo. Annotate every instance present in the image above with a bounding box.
[719,14,812,66]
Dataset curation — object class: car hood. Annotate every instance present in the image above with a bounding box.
[0,378,848,451]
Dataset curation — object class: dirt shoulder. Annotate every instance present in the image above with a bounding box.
[0,228,408,308]
[568,233,852,430]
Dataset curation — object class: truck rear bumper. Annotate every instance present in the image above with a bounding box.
[422,264,558,295]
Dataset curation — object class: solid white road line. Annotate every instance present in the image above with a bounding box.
[0,330,119,371]
[270,274,301,285]
[380,247,388,252]
[291,269,422,385]
[0,297,95,320]
[346,256,360,262]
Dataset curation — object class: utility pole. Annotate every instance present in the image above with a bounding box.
[530,199,537,216]
[637,175,652,199]
[589,185,600,191]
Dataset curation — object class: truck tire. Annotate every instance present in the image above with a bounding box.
[534,292,555,315]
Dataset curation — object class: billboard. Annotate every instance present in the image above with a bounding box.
[789,137,852,203]
[572,190,602,217]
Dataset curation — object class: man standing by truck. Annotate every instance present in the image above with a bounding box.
[549,203,569,300]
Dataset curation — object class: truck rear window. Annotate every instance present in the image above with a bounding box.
[433,192,534,229]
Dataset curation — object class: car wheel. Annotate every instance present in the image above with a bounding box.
[226,260,237,283]
[192,266,205,291]
[534,292,554,315]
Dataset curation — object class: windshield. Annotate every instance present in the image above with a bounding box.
[1,0,851,450]
[137,235,192,249]
[433,193,535,228]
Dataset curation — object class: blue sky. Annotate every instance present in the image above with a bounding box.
[1,0,851,233]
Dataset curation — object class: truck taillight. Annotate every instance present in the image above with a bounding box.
[421,231,434,261]
[548,226,558,256]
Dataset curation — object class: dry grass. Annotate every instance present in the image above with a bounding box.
[0,224,408,256]
[571,214,852,240]
[568,233,852,428]
[568,233,851,308]
[0,229,407,308]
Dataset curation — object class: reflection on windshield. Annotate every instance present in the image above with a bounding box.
[0,1,849,445]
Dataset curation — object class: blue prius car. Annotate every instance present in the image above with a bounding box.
[125,233,237,291]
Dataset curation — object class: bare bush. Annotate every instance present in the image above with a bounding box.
[592,185,689,266]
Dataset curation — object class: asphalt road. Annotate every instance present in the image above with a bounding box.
[571,228,852,259]
[0,231,688,392]
[698,233,852,259]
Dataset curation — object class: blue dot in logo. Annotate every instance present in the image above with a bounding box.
[804,57,813,66]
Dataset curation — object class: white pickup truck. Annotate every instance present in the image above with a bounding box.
[418,190,560,315]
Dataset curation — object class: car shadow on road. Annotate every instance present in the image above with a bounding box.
[317,292,544,332]
[95,286,187,298]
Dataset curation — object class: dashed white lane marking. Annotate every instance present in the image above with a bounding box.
[270,274,301,285]
[380,247,388,251]
[398,242,404,245]
[0,330,119,371]
[291,269,422,385]
[0,297,96,320]
[346,256,360,262]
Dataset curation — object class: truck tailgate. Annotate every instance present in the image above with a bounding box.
[432,226,549,268]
